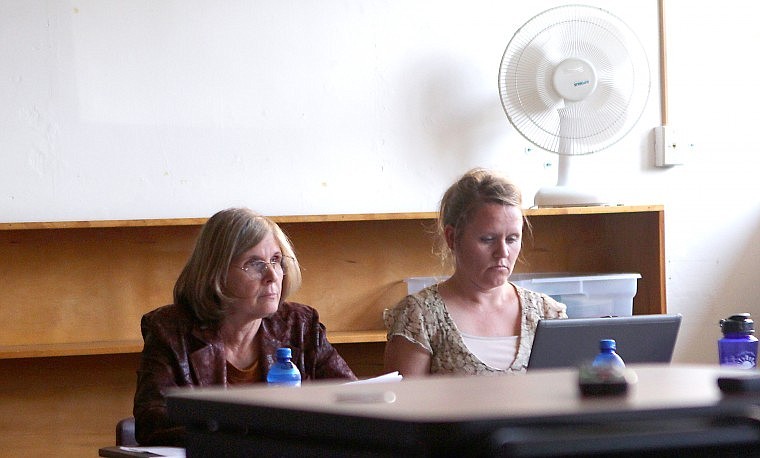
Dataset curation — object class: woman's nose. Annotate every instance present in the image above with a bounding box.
[494,240,509,257]
[262,264,279,281]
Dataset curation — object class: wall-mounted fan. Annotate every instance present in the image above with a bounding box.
[498,5,650,207]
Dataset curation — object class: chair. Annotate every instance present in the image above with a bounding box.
[116,416,138,446]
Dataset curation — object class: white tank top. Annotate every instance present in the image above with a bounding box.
[460,333,519,370]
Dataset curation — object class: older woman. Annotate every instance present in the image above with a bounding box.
[134,208,356,446]
[384,168,566,377]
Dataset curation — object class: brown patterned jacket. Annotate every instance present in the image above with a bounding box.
[133,301,356,446]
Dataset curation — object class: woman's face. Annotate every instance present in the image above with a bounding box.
[447,202,523,291]
[225,232,283,320]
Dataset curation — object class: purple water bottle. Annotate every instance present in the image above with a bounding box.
[718,313,758,369]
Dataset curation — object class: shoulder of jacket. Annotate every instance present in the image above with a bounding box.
[142,303,197,331]
[272,301,320,323]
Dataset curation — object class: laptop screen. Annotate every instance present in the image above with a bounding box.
[527,314,682,370]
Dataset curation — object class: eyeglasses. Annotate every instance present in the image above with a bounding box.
[236,256,292,279]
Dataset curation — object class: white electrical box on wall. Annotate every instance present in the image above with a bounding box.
[654,125,685,167]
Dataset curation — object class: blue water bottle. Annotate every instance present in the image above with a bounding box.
[592,339,626,369]
[266,347,302,386]
[718,313,758,369]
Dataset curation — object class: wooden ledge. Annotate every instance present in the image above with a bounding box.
[329,330,387,344]
[0,212,438,231]
[0,206,663,231]
[0,340,145,359]
[0,331,388,359]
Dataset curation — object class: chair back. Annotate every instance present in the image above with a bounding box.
[116,416,138,446]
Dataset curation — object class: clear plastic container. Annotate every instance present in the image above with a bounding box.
[404,276,449,295]
[510,272,641,318]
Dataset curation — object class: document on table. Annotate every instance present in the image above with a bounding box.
[345,371,403,384]
[118,446,185,457]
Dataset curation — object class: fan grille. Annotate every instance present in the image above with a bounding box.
[498,5,650,155]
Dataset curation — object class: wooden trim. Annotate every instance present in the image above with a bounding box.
[655,209,668,311]
[0,212,437,231]
[329,330,387,344]
[0,331,387,358]
[0,340,144,359]
[659,0,669,125]
[271,212,437,223]
[0,206,662,231]
[0,218,207,231]
[524,204,663,216]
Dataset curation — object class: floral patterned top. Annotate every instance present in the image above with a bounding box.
[383,283,567,375]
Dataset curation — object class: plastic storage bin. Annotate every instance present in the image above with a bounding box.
[510,273,641,318]
[404,276,449,295]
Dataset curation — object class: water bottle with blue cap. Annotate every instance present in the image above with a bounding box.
[266,347,302,386]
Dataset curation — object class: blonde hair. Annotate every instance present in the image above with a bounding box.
[436,168,525,265]
[174,208,302,323]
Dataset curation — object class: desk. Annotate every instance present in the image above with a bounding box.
[167,364,760,457]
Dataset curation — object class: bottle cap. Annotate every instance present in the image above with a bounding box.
[599,339,617,351]
[720,313,755,335]
[276,347,292,359]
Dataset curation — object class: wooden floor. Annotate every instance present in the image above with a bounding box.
[0,344,384,457]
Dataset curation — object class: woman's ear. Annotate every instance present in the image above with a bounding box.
[444,225,456,250]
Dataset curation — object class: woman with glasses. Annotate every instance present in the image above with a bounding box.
[383,168,567,377]
[133,207,356,446]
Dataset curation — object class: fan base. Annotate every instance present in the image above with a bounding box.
[534,186,613,208]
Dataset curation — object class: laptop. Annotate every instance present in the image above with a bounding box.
[527,314,682,370]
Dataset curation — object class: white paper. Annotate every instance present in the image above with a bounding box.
[344,371,403,385]
[119,446,186,457]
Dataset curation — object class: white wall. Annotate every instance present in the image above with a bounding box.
[1,0,658,220]
[1,0,758,363]
[652,0,760,363]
